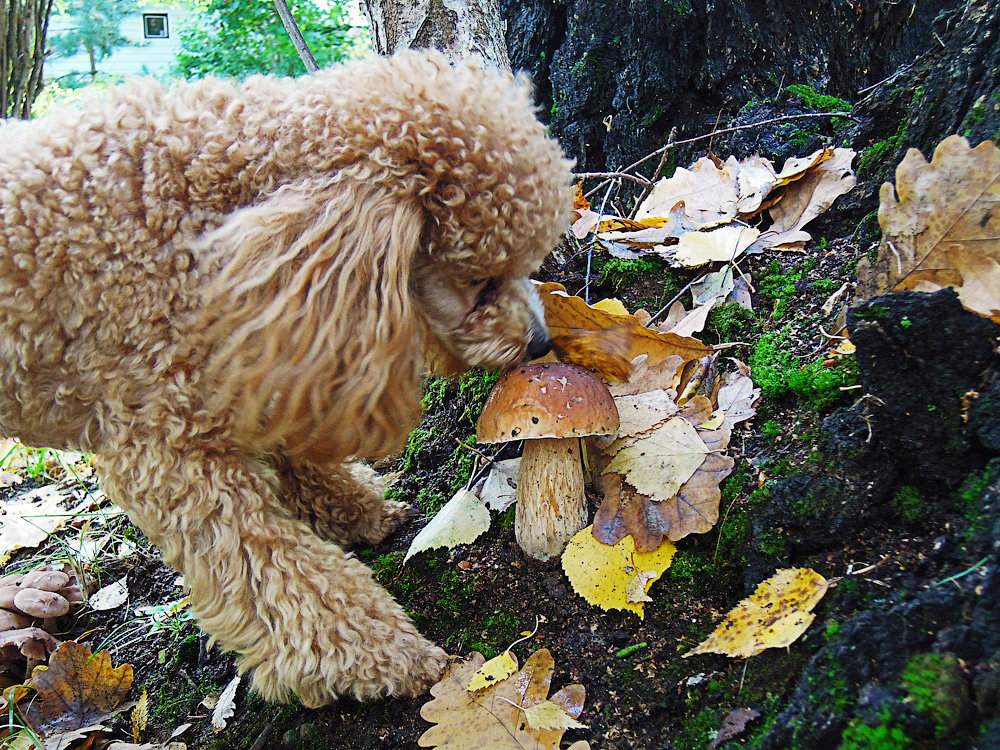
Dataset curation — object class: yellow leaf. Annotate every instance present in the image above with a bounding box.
[132,688,149,741]
[602,417,709,502]
[466,651,518,692]
[521,700,588,731]
[591,298,630,316]
[856,136,1000,322]
[561,527,675,617]
[673,225,761,267]
[684,568,830,659]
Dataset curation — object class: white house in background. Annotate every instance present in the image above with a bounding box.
[45,4,193,82]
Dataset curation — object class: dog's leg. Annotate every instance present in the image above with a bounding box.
[96,441,447,707]
[276,460,415,547]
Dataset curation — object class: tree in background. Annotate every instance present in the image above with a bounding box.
[50,0,138,84]
[2,0,55,117]
[175,0,362,79]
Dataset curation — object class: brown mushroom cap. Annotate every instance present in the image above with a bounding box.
[476,362,619,443]
[20,570,69,592]
[13,589,69,619]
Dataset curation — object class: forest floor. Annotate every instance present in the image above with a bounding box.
[2,112,1000,750]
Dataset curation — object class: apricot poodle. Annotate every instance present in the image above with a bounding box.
[0,51,572,706]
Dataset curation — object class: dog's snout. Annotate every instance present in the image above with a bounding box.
[526,333,551,361]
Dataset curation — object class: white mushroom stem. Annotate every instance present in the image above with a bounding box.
[515,437,588,561]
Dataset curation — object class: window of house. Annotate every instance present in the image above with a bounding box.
[143,14,169,39]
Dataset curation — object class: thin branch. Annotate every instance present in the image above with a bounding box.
[629,126,677,219]
[586,181,616,304]
[574,171,652,188]
[273,0,319,73]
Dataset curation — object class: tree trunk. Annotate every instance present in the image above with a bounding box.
[1,0,53,119]
[360,0,510,69]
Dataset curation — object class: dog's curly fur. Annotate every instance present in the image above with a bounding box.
[0,51,572,706]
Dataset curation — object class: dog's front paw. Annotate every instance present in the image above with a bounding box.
[398,644,449,697]
[360,500,418,544]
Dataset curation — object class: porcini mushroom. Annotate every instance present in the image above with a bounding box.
[477,362,619,561]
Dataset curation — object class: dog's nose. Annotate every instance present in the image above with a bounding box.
[526,335,551,361]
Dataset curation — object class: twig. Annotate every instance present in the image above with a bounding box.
[644,271,709,327]
[857,63,913,95]
[250,715,283,750]
[273,0,319,73]
[629,126,678,220]
[574,171,652,188]
[620,112,856,176]
[586,181,617,304]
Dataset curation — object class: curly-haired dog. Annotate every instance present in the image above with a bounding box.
[0,51,572,706]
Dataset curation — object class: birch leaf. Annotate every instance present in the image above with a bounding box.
[467,651,518,693]
[404,489,490,563]
[684,568,830,659]
[522,700,588,731]
[673,225,761,267]
[602,417,709,502]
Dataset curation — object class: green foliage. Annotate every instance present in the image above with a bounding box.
[707,302,757,342]
[959,464,998,522]
[859,87,923,177]
[901,652,968,743]
[785,84,853,129]
[175,0,362,80]
[758,259,804,320]
[890,485,929,523]
[750,328,858,410]
[403,427,430,472]
[824,620,841,642]
[840,709,912,750]
[594,255,666,290]
[761,419,782,442]
[51,0,137,84]
[459,369,501,424]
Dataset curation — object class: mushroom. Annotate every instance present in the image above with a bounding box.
[477,362,619,561]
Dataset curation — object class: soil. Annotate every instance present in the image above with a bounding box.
[3,2,1000,748]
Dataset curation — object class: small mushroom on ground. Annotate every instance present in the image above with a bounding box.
[477,362,619,561]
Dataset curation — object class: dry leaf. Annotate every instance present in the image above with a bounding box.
[522,700,588,731]
[625,572,657,603]
[467,651,518,692]
[0,486,88,565]
[855,136,1000,321]
[211,674,240,731]
[131,688,148,742]
[404,489,491,563]
[710,707,760,749]
[602,417,709,502]
[24,641,133,750]
[673,225,761,267]
[89,576,129,611]
[684,568,830,659]
[539,283,711,372]
[635,155,741,228]
[665,297,718,338]
[478,459,520,512]
[551,326,635,382]
[561,526,675,617]
[420,649,587,750]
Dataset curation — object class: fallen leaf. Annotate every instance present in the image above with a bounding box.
[89,576,129,611]
[713,370,761,430]
[767,148,857,237]
[24,641,133,750]
[635,155,741,228]
[710,707,760,749]
[419,649,587,749]
[684,568,830,659]
[539,283,711,372]
[551,327,635,382]
[131,688,148,741]
[0,486,88,565]
[404,489,491,563]
[665,297,718,338]
[561,526,675,617]
[601,390,678,442]
[625,572,657,603]
[478,459,520,512]
[522,700,588,731]
[211,674,240,731]
[673,225,761,267]
[602,417,709,502]
[855,136,1000,321]
[467,651,518,692]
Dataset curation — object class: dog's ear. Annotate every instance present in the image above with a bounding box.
[199,174,426,462]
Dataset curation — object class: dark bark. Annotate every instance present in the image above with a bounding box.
[502,0,958,171]
[1,0,53,119]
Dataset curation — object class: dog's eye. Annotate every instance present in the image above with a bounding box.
[469,278,488,288]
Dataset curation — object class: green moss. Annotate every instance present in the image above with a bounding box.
[421,376,449,409]
[403,427,430,472]
[663,0,694,14]
[594,255,665,290]
[890,485,928,524]
[761,419,782,442]
[459,369,501,424]
[859,87,923,178]
[901,652,968,744]
[758,527,787,557]
[959,463,999,522]
[824,620,841,642]
[840,708,912,750]
[415,486,447,514]
[786,84,853,130]
[758,259,803,320]
[707,302,758,342]
[813,278,841,295]
[750,328,858,410]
